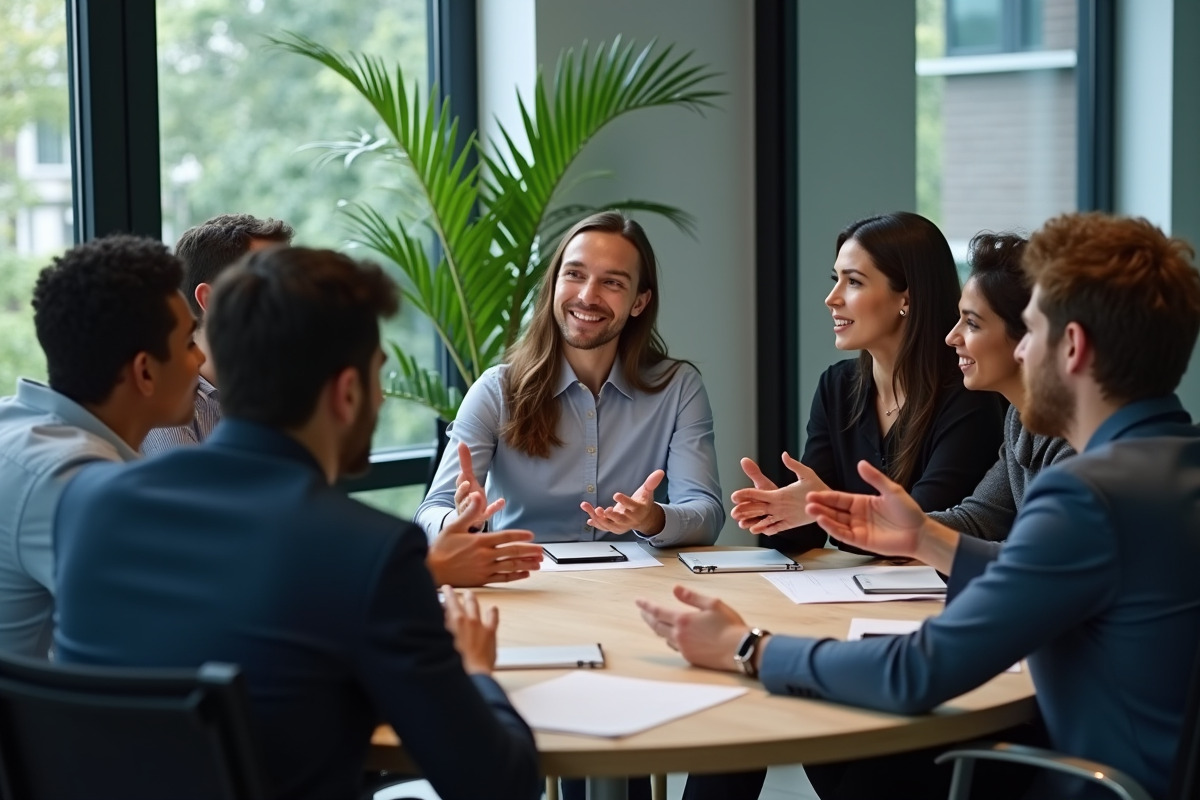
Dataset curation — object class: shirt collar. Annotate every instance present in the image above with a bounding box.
[197,375,219,399]
[205,418,327,478]
[1085,394,1191,451]
[16,378,140,461]
[552,352,634,400]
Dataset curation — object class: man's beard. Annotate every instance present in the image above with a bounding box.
[1022,352,1075,439]
[339,399,377,479]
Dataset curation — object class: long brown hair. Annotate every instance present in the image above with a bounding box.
[501,211,682,457]
[839,212,961,488]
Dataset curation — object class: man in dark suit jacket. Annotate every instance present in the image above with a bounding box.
[53,247,542,800]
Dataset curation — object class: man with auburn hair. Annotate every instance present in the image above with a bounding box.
[0,235,204,659]
[143,213,293,453]
[53,247,541,800]
[640,212,1200,800]
[415,211,724,550]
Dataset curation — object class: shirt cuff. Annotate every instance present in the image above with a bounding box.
[636,502,682,547]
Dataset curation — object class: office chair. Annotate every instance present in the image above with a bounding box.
[936,643,1200,800]
[0,654,268,800]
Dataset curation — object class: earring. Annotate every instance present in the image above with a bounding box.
[899,309,907,317]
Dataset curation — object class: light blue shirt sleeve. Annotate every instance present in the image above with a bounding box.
[414,362,723,546]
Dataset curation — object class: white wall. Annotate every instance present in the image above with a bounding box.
[477,0,756,542]
[795,0,917,435]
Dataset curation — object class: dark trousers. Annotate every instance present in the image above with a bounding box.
[561,776,652,800]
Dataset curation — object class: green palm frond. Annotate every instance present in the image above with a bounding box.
[274,32,722,420]
[386,344,462,422]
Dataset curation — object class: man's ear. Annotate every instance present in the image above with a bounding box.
[1061,321,1092,376]
[328,366,362,425]
[630,289,651,317]
[194,282,212,313]
[128,352,157,397]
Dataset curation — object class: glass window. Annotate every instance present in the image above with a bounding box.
[947,0,1044,55]
[155,0,437,453]
[0,0,72,392]
[918,0,1077,266]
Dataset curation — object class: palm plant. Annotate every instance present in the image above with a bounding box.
[273,33,721,420]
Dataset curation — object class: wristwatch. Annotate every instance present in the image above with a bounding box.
[733,627,771,678]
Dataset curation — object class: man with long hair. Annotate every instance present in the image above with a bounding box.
[53,247,541,800]
[415,211,723,548]
[640,212,1200,800]
[143,213,293,453]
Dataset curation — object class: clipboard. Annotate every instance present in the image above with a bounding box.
[495,644,606,670]
[677,549,803,574]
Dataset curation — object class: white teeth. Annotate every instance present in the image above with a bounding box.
[834,319,851,328]
[958,357,975,367]
[571,310,603,322]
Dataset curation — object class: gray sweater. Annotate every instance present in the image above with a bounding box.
[929,403,1074,541]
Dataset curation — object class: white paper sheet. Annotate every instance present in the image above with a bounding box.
[509,672,747,737]
[537,540,664,572]
[847,617,1021,673]
[762,565,948,604]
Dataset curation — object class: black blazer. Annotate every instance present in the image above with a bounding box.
[770,359,1005,553]
[53,420,540,800]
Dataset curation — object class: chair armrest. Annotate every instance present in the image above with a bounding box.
[935,742,1154,800]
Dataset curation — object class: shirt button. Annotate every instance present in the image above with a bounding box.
[587,410,595,418]
[587,446,596,454]
[587,484,595,493]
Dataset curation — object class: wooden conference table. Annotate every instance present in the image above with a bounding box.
[369,546,1036,797]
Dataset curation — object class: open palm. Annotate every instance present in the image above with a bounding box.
[803,460,925,558]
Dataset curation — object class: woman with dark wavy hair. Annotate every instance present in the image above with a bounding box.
[932,231,1074,541]
[729,212,1003,554]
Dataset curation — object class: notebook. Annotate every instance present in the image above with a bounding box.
[677,549,803,574]
[495,644,606,670]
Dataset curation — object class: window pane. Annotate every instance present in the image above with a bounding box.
[949,0,1004,52]
[352,485,426,520]
[918,0,1077,265]
[155,0,437,451]
[0,0,73,393]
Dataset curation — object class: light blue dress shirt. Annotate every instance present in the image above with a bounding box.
[142,375,221,453]
[0,379,139,657]
[415,357,723,546]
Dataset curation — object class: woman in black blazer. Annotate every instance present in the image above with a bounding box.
[732,211,1004,553]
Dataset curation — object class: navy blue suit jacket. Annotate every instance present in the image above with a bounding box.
[760,396,1200,800]
[54,420,541,800]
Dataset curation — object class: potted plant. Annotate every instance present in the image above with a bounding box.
[273,33,721,420]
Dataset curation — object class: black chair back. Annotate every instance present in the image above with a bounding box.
[1168,638,1200,800]
[0,655,268,800]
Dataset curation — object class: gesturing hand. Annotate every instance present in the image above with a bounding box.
[428,492,542,587]
[636,585,751,673]
[581,469,667,536]
[730,453,830,534]
[450,442,503,531]
[804,459,925,558]
[442,586,498,675]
